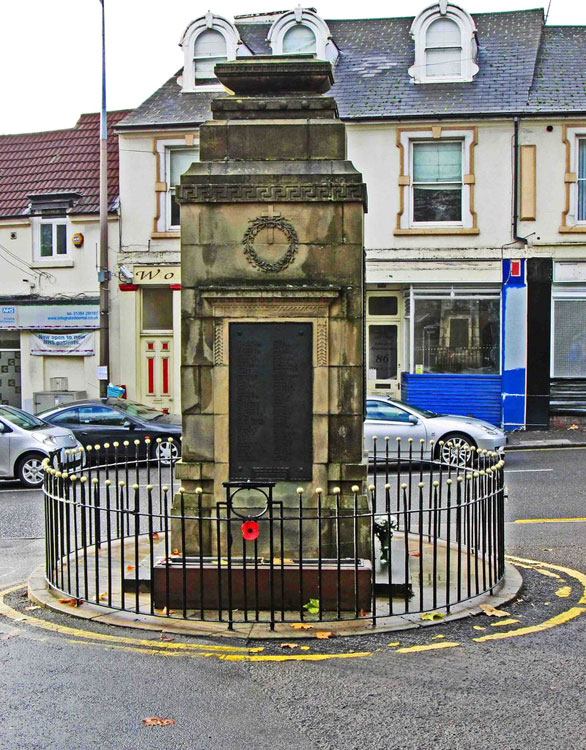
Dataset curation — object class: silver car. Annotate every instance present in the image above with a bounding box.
[365,397,506,463]
[0,405,81,488]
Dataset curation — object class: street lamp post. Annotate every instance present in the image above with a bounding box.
[98,0,110,397]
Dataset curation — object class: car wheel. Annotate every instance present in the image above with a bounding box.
[155,439,179,466]
[435,433,476,467]
[16,453,46,489]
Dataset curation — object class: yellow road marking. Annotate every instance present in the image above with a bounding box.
[0,585,373,662]
[506,555,586,605]
[0,585,262,654]
[396,641,460,654]
[514,518,586,524]
[490,618,520,627]
[555,586,572,598]
[474,607,586,642]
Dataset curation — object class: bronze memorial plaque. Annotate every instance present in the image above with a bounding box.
[229,322,313,481]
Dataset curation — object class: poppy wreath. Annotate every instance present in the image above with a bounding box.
[242,215,298,273]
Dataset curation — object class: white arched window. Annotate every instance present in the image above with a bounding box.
[193,29,227,81]
[409,3,478,84]
[268,9,338,63]
[425,18,462,77]
[180,13,242,92]
[282,25,317,55]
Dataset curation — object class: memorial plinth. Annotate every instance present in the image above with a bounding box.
[174,56,368,558]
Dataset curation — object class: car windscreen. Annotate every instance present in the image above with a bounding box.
[401,403,439,418]
[0,407,48,430]
[108,400,165,422]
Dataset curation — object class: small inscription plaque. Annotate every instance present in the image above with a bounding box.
[229,323,313,481]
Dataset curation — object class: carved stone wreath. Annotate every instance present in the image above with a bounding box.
[242,215,298,273]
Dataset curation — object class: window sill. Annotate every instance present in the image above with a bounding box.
[394,228,479,236]
[151,232,180,239]
[31,259,74,268]
[559,226,586,234]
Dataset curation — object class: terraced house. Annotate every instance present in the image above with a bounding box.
[0,112,128,412]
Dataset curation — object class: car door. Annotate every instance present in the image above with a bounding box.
[364,400,428,459]
[77,405,136,449]
[0,420,12,476]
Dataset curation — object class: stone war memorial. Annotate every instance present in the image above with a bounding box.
[41,53,506,635]
[166,56,370,611]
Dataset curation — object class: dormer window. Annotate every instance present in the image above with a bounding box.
[409,3,478,84]
[180,12,241,92]
[193,29,227,82]
[268,8,338,64]
[282,25,317,55]
[425,18,462,78]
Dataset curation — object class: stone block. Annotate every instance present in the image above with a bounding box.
[342,203,364,245]
[313,366,329,415]
[313,414,328,464]
[308,121,346,160]
[329,366,363,415]
[213,414,229,464]
[212,365,228,415]
[328,319,363,367]
[328,415,364,463]
[182,317,214,367]
[181,366,200,415]
[199,122,228,161]
[174,461,202,481]
[182,414,214,462]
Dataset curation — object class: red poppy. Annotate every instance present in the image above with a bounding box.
[241,520,259,541]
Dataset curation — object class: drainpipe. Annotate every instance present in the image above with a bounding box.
[512,117,528,246]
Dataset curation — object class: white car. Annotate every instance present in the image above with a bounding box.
[365,397,506,463]
[0,405,81,488]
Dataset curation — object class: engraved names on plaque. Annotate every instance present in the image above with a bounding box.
[229,323,313,480]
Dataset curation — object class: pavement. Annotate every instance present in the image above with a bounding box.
[506,425,586,449]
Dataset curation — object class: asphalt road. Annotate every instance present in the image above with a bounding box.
[1,448,586,750]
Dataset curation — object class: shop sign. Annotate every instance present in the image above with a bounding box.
[133,265,181,284]
[554,262,586,283]
[30,332,95,356]
[0,305,99,330]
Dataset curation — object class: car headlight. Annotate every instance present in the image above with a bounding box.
[480,425,501,436]
[33,433,57,446]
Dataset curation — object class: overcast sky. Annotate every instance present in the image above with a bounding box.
[1,0,584,135]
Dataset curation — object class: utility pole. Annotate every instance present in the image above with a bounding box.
[98,0,110,397]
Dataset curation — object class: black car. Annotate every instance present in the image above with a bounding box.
[38,399,181,464]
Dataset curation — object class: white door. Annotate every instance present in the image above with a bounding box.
[366,292,403,398]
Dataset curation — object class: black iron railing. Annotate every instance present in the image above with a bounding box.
[43,438,505,630]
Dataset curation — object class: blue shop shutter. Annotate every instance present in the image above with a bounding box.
[402,374,502,426]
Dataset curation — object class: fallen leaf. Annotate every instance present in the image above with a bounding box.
[568,424,580,430]
[280,643,298,649]
[473,625,486,631]
[303,598,320,615]
[58,598,82,607]
[411,551,421,557]
[431,634,445,640]
[172,549,180,555]
[544,602,551,606]
[98,592,108,602]
[160,633,174,642]
[126,565,135,573]
[273,558,294,565]
[359,608,368,617]
[544,548,553,552]
[421,612,443,621]
[555,586,572,598]
[300,646,310,651]
[152,532,160,540]
[24,605,41,611]
[479,604,509,617]
[388,642,400,647]
[315,631,334,639]
[142,717,175,727]
[290,623,313,630]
